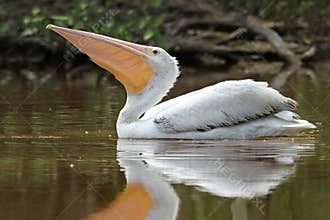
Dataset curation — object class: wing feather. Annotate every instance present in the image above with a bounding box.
[146,80,297,133]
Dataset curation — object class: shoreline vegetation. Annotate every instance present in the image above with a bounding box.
[1,0,330,87]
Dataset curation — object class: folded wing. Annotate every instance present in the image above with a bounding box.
[144,80,297,133]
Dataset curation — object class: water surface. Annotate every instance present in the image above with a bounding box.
[0,70,329,220]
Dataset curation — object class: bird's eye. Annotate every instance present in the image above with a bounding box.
[152,49,159,55]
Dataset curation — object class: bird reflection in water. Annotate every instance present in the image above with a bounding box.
[84,138,314,220]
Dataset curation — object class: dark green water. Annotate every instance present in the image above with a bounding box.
[0,69,329,220]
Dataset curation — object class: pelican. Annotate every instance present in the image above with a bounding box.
[47,24,316,139]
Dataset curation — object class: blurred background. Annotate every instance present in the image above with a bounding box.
[1,0,330,84]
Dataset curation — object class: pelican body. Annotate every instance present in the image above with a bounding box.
[47,25,316,139]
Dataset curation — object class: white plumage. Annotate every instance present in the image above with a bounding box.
[148,80,297,132]
[117,78,315,139]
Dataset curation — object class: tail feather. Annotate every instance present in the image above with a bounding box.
[274,110,316,130]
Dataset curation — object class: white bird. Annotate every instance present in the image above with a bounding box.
[47,24,316,139]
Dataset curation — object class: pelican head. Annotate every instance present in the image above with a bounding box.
[46,24,179,96]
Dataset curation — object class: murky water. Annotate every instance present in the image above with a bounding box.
[0,68,329,220]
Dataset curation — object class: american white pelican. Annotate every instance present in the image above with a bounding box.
[47,24,316,139]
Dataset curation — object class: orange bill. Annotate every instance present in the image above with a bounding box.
[84,183,153,220]
[47,24,153,94]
